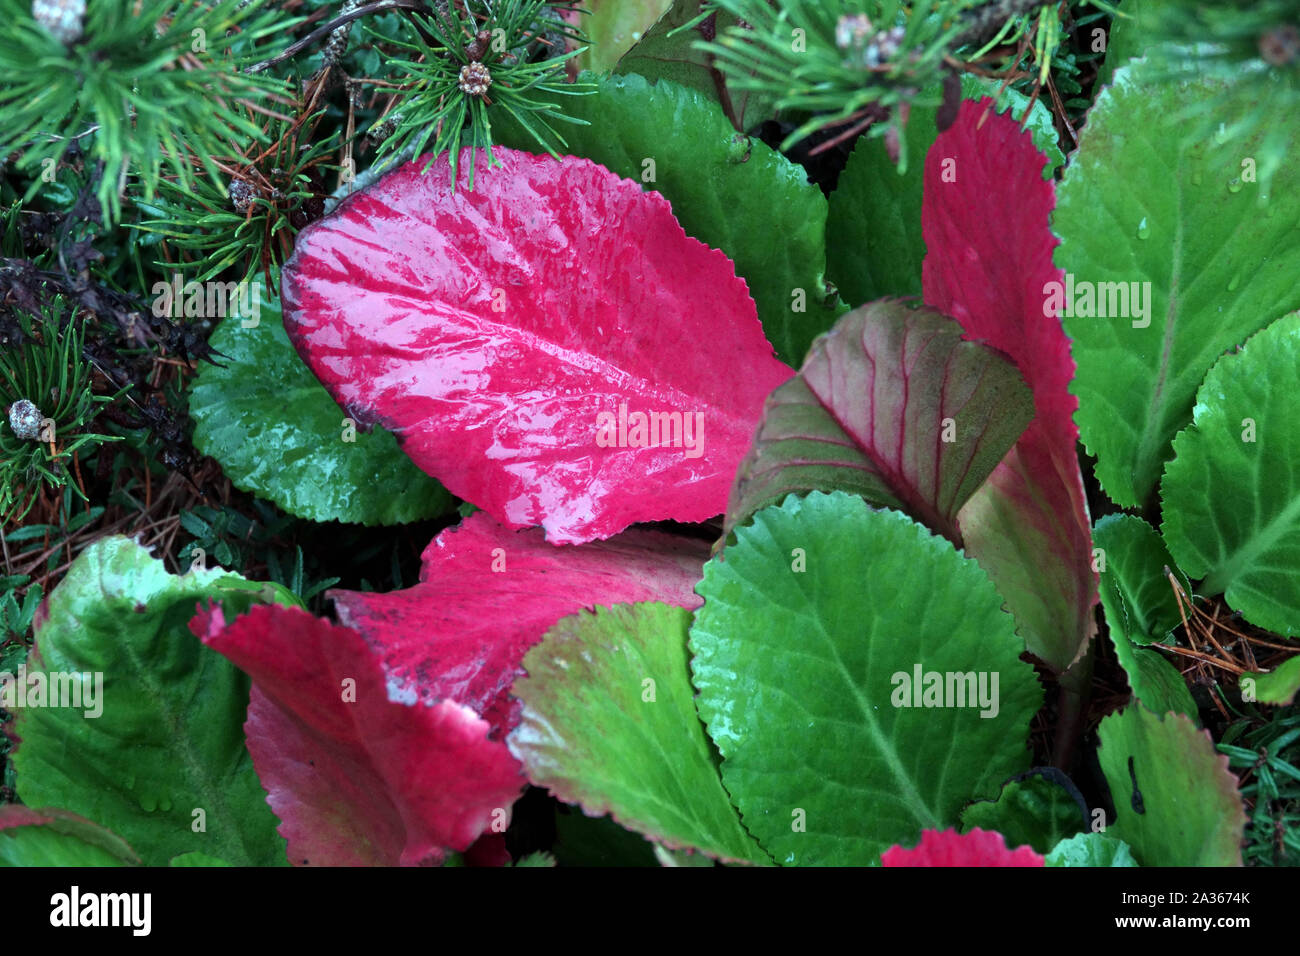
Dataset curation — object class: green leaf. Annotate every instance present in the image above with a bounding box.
[1243,656,1300,707]
[575,0,673,73]
[960,774,1087,855]
[1097,706,1246,866]
[827,77,1063,308]
[1045,832,1138,867]
[690,492,1043,865]
[1055,68,1300,507]
[510,603,768,864]
[1161,313,1300,636]
[0,807,140,866]
[10,537,287,866]
[169,851,232,866]
[725,300,1034,543]
[614,0,774,133]
[1093,514,1187,646]
[490,71,842,366]
[1110,633,1198,723]
[189,288,451,526]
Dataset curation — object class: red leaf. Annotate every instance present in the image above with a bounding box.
[922,100,1097,672]
[463,832,512,867]
[331,511,710,737]
[881,828,1045,867]
[282,147,792,544]
[192,603,525,867]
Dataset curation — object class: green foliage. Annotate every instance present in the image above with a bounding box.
[1245,659,1300,708]
[575,0,672,72]
[11,537,288,866]
[1219,706,1300,866]
[693,0,1115,155]
[1097,706,1247,866]
[0,0,296,223]
[1161,314,1300,636]
[0,303,122,522]
[374,0,592,188]
[1045,831,1138,866]
[177,505,339,605]
[511,603,769,863]
[1093,514,1187,647]
[614,0,777,133]
[690,491,1042,865]
[1055,67,1300,508]
[0,580,42,647]
[1110,632,1199,723]
[134,110,338,285]
[960,774,1087,854]
[1106,0,1300,191]
[0,808,142,866]
[697,0,960,154]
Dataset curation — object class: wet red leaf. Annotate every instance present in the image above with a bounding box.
[193,603,525,867]
[330,511,710,737]
[282,147,792,544]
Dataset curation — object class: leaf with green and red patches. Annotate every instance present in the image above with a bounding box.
[922,99,1097,673]
[725,299,1034,542]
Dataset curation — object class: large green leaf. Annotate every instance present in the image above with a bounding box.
[189,288,450,525]
[510,603,767,863]
[1097,705,1246,866]
[10,537,287,866]
[1093,514,1187,646]
[1161,313,1300,636]
[614,0,774,133]
[1045,832,1138,867]
[827,77,1064,308]
[0,806,140,866]
[725,300,1034,543]
[960,774,1086,855]
[1055,68,1300,507]
[690,491,1043,865]
[490,71,841,366]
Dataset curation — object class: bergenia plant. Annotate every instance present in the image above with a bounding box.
[1,0,1297,875]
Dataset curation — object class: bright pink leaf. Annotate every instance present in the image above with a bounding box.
[282,147,793,544]
[192,603,525,867]
[922,99,1097,673]
[881,828,1045,867]
[330,510,710,737]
